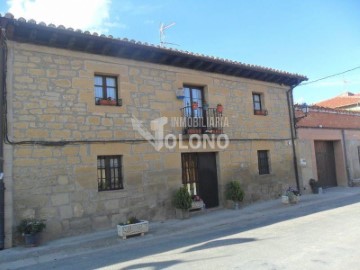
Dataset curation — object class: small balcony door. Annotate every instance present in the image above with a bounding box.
[183,86,204,118]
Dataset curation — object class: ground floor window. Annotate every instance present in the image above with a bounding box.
[97,155,123,191]
[257,150,270,175]
[181,153,199,195]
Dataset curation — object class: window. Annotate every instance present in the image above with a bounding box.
[97,155,123,191]
[257,150,270,175]
[183,86,205,118]
[253,93,267,115]
[181,153,199,196]
[94,75,118,105]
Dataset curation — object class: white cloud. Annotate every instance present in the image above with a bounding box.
[7,0,115,33]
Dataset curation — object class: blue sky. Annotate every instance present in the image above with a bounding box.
[1,0,359,104]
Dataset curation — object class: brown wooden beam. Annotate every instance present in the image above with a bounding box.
[85,40,95,52]
[101,42,112,55]
[29,29,37,41]
[203,62,217,71]
[49,33,58,45]
[67,37,76,49]
[115,46,130,57]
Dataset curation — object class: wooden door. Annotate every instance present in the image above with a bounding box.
[181,152,219,208]
[315,141,337,187]
[198,153,219,208]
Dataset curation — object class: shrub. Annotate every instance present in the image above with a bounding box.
[17,218,46,235]
[225,181,244,202]
[173,186,192,210]
[309,178,319,194]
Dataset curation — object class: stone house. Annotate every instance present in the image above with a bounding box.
[0,14,307,248]
[295,105,360,191]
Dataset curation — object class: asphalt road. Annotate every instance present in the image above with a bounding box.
[11,194,360,270]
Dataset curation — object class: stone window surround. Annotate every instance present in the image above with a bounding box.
[257,150,271,175]
[252,92,267,115]
[94,74,119,105]
[97,155,124,191]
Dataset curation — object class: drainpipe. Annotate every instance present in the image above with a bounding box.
[341,129,352,186]
[286,84,301,192]
[0,28,6,250]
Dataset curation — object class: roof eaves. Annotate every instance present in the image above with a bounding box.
[0,13,308,85]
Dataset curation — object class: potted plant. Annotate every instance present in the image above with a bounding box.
[309,178,320,194]
[117,216,149,240]
[192,101,198,110]
[216,103,223,113]
[225,181,244,209]
[191,195,205,211]
[98,97,117,106]
[283,187,300,204]
[202,103,209,111]
[254,109,268,115]
[17,218,46,247]
[173,186,192,219]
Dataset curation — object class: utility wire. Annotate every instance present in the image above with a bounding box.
[299,66,360,86]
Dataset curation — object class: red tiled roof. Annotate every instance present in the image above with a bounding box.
[315,92,360,108]
[295,106,360,129]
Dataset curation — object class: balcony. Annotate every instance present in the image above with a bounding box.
[180,106,224,135]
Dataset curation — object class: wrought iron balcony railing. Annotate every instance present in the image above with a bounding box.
[180,106,224,135]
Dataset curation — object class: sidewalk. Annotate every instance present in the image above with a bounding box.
[1,186,360,269]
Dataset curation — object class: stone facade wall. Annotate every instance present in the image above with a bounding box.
[296,128,360,192]
[5,41,296,246]
[345,130,360,181]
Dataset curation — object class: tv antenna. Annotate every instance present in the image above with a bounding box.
[159,22,179,47]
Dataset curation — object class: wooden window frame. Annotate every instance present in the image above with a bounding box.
[97,155,123,191]
[94,75,119,106]
[253,93,267,115]
[183,85,205,116]
[257,150,270,175]
[181,153,199,196]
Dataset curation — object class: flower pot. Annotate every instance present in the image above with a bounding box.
[187,128,202,134]
[289,195,300,204]
[190,200,205,210]
[216,105,223,113]
[24,233,39,247]
[281,195,289,204]
[192,102,198,110]
[254,109,268,116]
[175,208,190,219]
[99,99,117,106]
[117,220,149,240]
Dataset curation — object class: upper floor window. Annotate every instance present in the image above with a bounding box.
[258,150,270,175]
[253,93,267,115]
[94,75,118,106]
[183,86,204,117]
[97,155,123,191]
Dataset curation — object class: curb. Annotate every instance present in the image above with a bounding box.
[1,187,360,269]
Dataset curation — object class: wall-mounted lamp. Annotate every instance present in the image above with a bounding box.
[295,103,309,123]
[176,87,185,99]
